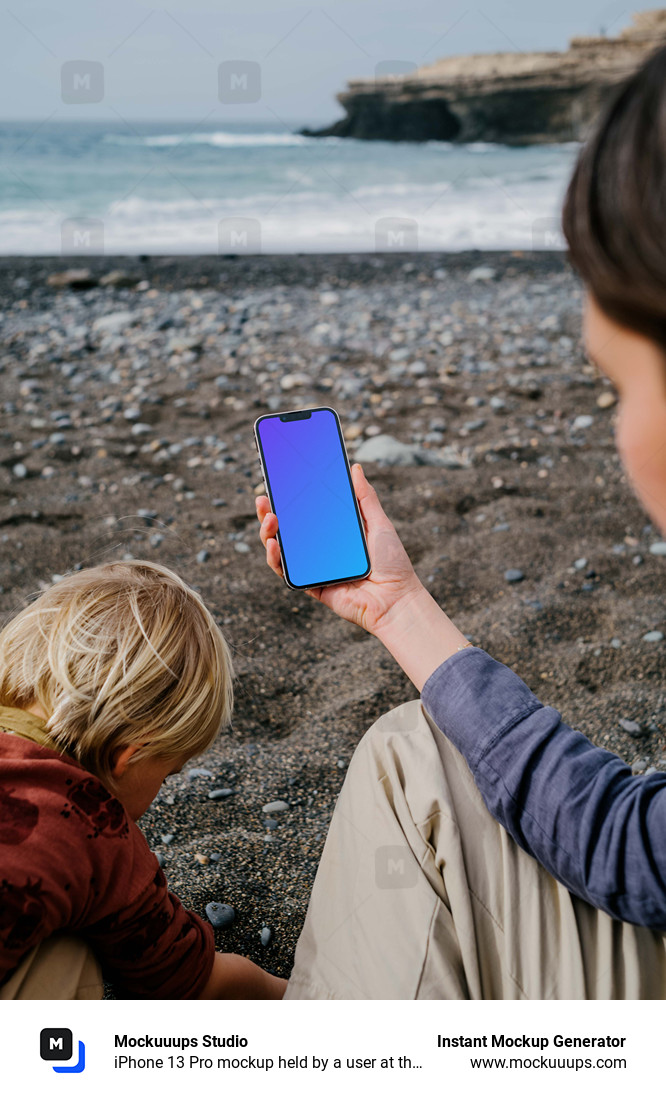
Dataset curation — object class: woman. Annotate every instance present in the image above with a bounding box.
[255,44,666,999]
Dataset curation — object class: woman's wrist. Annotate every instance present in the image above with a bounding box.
[372,583,471,693]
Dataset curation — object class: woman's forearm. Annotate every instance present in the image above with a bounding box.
[372,583,471,692]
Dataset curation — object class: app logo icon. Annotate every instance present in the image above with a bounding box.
[40,1028,86,1073]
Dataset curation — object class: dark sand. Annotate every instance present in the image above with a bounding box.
[0,251,664,983]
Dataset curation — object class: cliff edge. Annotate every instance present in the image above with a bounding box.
[303,9,666,144]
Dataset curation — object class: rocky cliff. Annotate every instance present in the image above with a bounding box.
[303,9,666,144]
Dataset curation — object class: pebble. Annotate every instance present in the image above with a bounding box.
[504,569,524,583]
[631,759,648,775]
[260,926,272,946]
[196,549,210,563]
[205,902,235,929]
[234,541,250,553]
[155,852,166,868]
[264,818,279,830]
[47,267,96,289]
[596,391,617,409]
[619,718,644,737]
[574,558,587,570]
[92,310,135,335]
[161,833,175,844]
[208,788,234,800]
[571,415,594,432]
[262,800,289,813]
[467,265,496,282]
[188,767,214,779]
[649,542,666,556]
[280,372,310,390]
[12,463,27,478]
[642,630,664,643]
[99,269,138,288]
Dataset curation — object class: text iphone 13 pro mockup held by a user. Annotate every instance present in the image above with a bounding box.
[254,406,371,590]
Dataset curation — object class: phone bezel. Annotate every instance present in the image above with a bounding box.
[253,405,372,590]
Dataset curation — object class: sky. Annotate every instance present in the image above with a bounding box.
[0,0,640,124]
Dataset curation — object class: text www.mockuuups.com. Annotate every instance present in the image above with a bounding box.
[469,1056,627,1071]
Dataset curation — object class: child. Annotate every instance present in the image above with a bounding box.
[0,559,286,999]
[256,44,666,998]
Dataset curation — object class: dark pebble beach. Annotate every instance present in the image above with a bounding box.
[1,250,664,982]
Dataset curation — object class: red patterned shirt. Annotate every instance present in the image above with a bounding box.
[0,707,215,997]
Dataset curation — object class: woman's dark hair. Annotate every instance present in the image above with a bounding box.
[562,44,666,349]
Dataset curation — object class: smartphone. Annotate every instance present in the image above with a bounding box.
[253,406,371,590]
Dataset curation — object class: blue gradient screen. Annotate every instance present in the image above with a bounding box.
[256,408,370,588]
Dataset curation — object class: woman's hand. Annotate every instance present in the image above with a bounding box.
[254,463,424,636]
[255,462,472,691]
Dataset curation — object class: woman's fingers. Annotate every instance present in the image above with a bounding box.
[351,463,391,532]
[255,494,271,523]
[259,512,278,548]
[256,496,278,548]
[255,495,282,575]
[266,536,283,577]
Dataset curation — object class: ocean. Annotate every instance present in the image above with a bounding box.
[0,119,578,255]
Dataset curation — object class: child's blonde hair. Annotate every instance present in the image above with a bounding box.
[0,560,234,787]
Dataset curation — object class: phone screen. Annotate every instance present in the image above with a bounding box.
[254,406,371,589]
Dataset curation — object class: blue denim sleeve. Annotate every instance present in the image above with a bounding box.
[420,646,666,930]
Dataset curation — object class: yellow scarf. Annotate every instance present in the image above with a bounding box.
[0,704,61,753]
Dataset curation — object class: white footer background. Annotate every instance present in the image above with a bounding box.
[1,999,656,1099]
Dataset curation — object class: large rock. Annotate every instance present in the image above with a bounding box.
[354,433,469,468]
[303,10,666,145]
